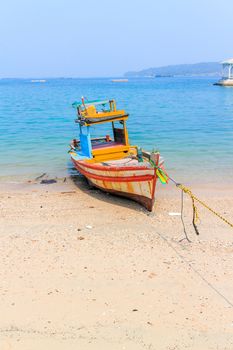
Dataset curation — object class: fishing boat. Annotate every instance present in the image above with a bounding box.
[69,98,166,211]
[111,79,129,82]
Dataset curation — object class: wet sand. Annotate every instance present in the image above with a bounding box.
[0,177,233,349]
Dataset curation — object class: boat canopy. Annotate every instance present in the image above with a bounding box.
[73,98,128,126]
[72,99,110,108]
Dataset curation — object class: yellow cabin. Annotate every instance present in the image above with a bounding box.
[71,98,137,163]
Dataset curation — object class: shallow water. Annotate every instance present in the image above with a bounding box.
[0,77,233,184]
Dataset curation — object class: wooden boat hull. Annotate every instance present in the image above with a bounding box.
[71,158,158,211]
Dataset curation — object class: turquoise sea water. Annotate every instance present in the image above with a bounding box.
[0,77,233,183]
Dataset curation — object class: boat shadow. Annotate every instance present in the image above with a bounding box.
[69,172,147,213]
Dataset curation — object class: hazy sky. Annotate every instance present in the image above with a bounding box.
[0,0,232,77]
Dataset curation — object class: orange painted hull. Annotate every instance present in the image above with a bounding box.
[71,158,159,211]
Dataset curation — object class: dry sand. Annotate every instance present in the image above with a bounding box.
[0,176,233,349]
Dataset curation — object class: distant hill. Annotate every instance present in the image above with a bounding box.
[124,62,221,77]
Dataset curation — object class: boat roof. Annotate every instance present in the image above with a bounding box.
[72,99,110,108]
[72,98,128,126]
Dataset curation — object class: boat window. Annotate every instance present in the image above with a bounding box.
[113,121,124,129]
[90,123,114,142]
[113,121,126,144]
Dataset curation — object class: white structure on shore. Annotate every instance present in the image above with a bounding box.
[215,58,233,86]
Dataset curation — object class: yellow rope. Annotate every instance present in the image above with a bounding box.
[177,184,233,229]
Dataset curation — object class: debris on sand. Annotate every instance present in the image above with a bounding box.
[40,179,57,185]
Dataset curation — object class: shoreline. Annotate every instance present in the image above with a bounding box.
[1,159,233,187]
[1,171,233,195]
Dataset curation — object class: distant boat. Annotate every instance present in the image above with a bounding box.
[111,79,128,82]
[30,79,46,83]
[69,98,166,211]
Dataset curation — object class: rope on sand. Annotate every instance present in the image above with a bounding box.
[150,165,233,307]
[152,163,233,241]
[155,230,233,308]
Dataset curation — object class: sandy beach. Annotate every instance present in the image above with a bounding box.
[0,176,233,349]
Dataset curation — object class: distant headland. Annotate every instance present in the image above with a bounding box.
[124,62,221,78]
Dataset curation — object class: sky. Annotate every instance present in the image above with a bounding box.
[0,0,233,77]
